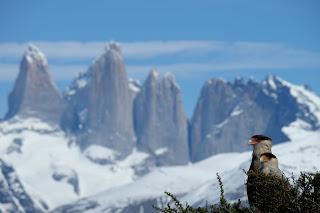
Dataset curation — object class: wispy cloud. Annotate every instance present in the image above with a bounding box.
[1,40,320,61]
[0,40,320,81]
[0,40,225,60]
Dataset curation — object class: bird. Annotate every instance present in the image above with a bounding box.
[259,152,283,177]
[248,135,273,172]
[247,135,273,207]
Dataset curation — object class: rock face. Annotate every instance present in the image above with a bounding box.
[5,44,66,125]
[0,159,46,213]
[52,168,80,195]
[5,42,320,165]
[67,43,136,157]
[133,71,189,165]
[190,76,318,162]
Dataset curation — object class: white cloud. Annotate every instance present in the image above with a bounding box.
[0,40,225,60]
[1,40,319,61]
[123,40,225,58]
[127,59,320,76]
[0,40,320,81]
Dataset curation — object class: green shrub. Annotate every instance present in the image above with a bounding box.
[246,170,297,212]
[154,172,320,213]
[295,172,320,212]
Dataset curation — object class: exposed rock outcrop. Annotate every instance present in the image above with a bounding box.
[190,76,317,162]
[5,44,66,125]
[134,70,189,165]
[66,43,136,157]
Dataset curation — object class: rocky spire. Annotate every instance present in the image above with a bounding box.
[79,42,136,157]
[5,44,66,125]
[134,70,189,165]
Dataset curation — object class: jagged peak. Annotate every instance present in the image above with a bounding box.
[263,74,283,90]
[246,76,259,87]
[150,69,160,78]
[24,43,48,66]
[104,41,122,56]
[206,78,226,86]
[163,72,175,82]
[233,76,245,85]
[89,41,124,65]
[266,74,276,82]
[147,69,161,82]
[145,70,180,90]
[163,72,180,89]
[89,41,124,73]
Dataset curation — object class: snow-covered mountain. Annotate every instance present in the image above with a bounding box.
[190,75,320,161]
[52,124,320,213]
[0,43,160,210]
[1,42,320,212]
[0,117,153,209]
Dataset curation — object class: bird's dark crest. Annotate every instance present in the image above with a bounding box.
[251,135,272,141]
[260,152,277,159]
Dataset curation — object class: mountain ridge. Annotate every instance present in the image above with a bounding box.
[3,43,320,163]
[1,42,320,211]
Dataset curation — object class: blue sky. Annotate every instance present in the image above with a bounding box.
[0,0,320,117]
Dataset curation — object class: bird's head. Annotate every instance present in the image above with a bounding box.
[248,135,272,145]
[249,135,273,157]
[259,152,277,162]
[259,152,279,167]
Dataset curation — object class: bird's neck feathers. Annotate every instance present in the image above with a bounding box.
[261,158,278,168]
[253,140,272,157]
[268,158,279,168]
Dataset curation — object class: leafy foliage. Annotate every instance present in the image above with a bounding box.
[154,172,320,213]
[295,172,320,212]
[246,170,297,212]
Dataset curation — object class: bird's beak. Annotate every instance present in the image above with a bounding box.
[248,139,257,145]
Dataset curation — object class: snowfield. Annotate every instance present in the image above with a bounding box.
[2,39,320,213]
[1,76,320,212]
[52,120,320,212]
[0,117,150,208]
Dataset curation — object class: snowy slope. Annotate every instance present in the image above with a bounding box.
[53,122,320,213]
[1,74,320,212]
[0,117,151,209]
[280,79,320,124]
[0,158,46,213]
[183,120,320,207]
[277,77,320,127]
[2,85,320,212]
